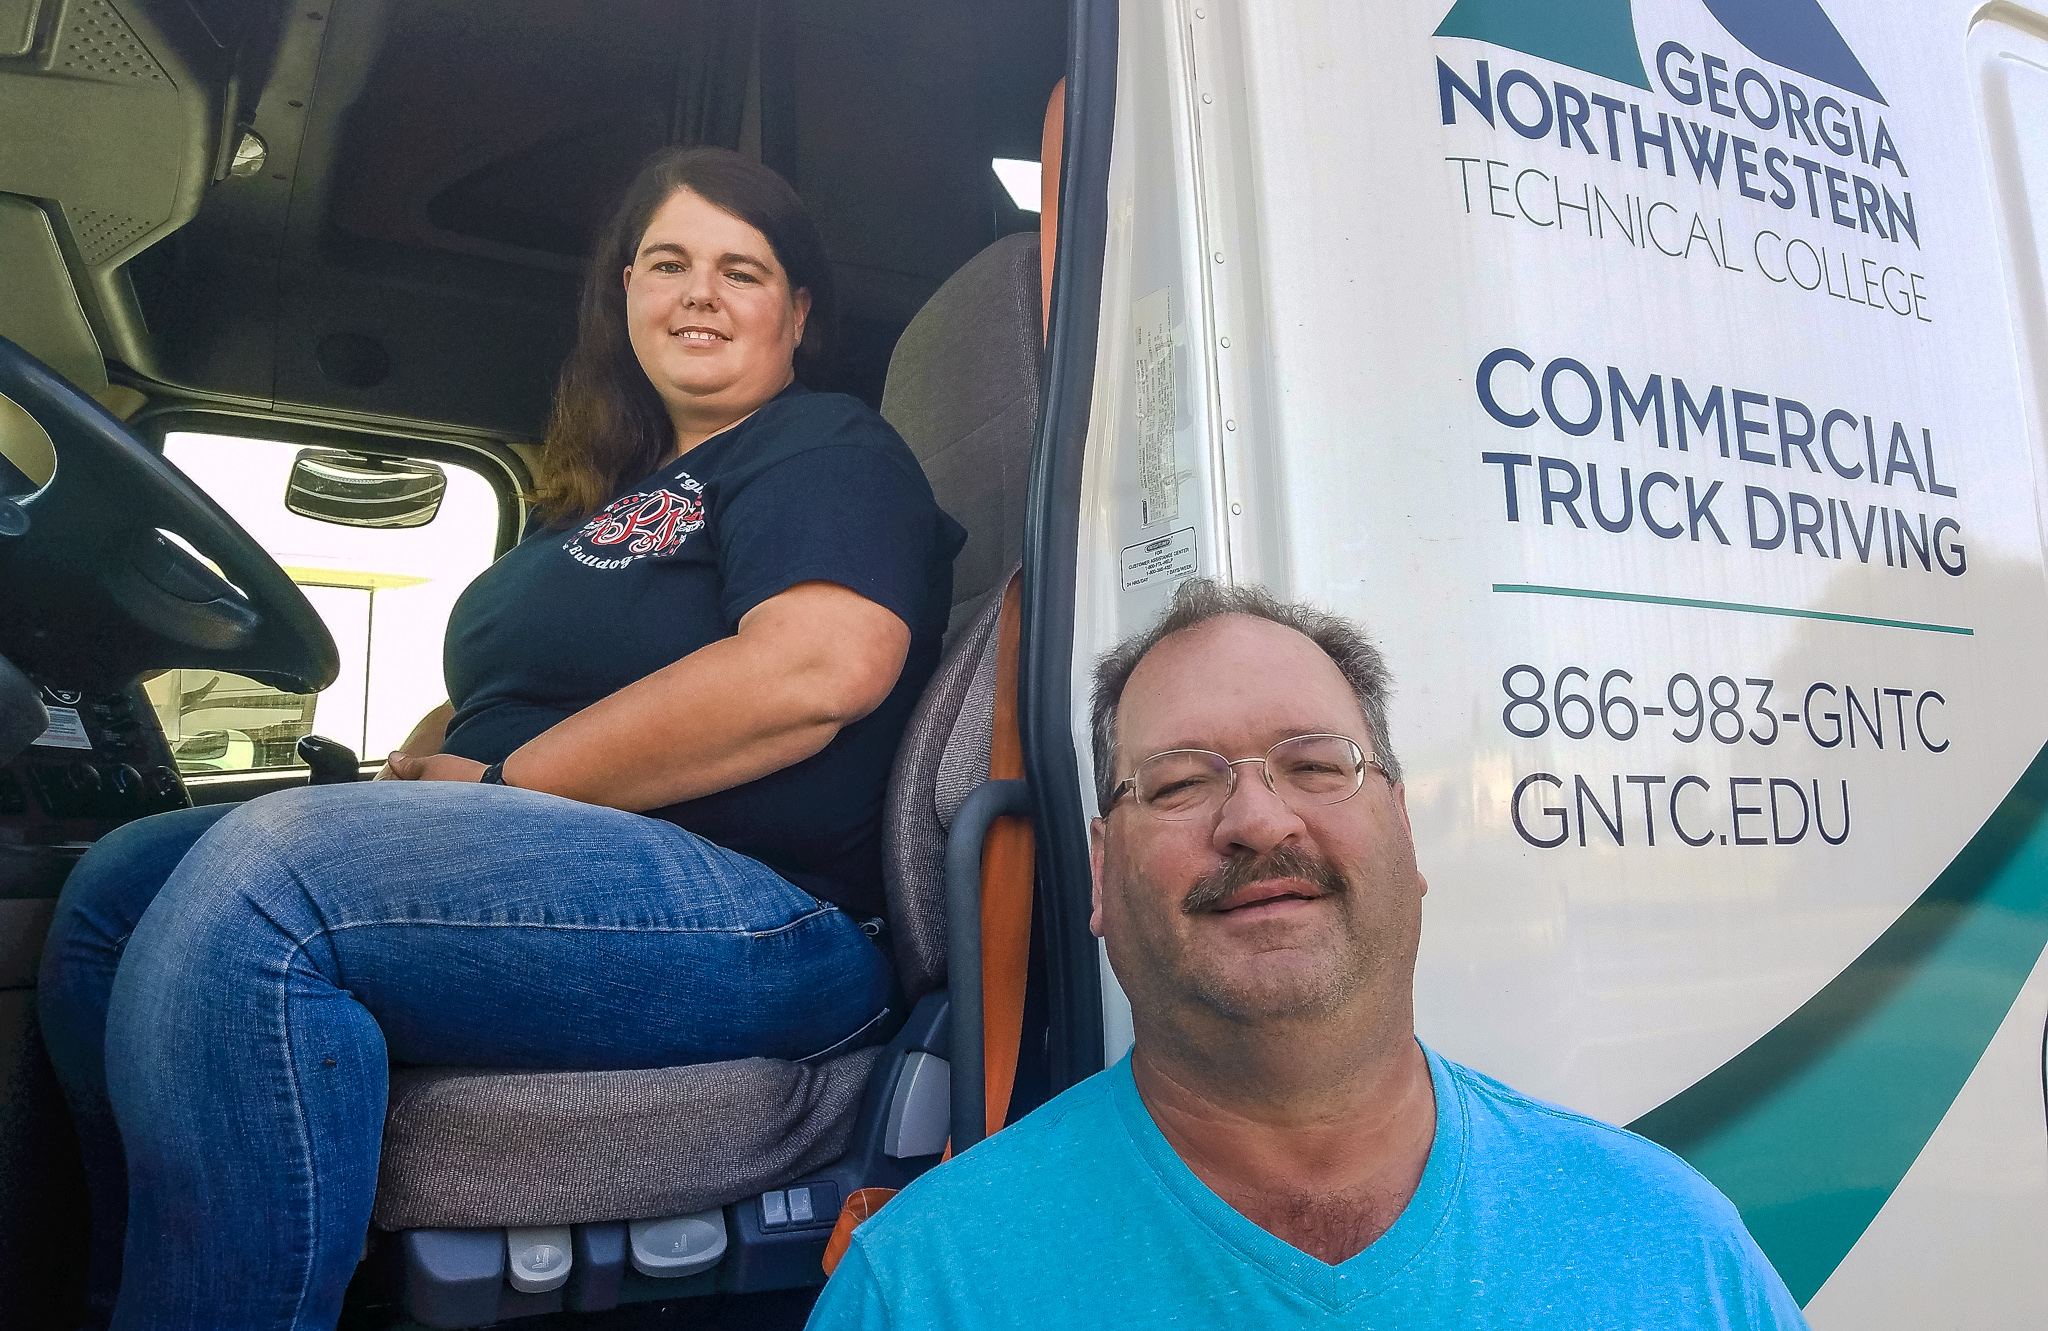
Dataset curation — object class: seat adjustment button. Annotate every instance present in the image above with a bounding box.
[505,1226,573,1293]
[628,1211,727,1278]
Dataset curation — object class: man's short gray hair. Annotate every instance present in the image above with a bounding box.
[1089,579,1402,812]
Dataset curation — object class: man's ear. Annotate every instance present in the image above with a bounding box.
[1088,817,1108,938]
[1393,781,1429,898]
[622,264,634,293]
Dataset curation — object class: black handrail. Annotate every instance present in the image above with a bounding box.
[944,777,1035,1155]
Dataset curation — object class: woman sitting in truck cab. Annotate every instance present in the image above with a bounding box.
[38,146,964,1329]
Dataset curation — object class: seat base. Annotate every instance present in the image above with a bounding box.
[382,994,959,1325]
[395,1225,726,1328]
[375,1045,886,1231]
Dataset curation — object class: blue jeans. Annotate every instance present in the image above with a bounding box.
[37,781,894,1330]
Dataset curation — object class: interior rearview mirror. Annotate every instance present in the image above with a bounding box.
[286,449,446,529]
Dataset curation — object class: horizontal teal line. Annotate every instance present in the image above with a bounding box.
[1491,584,1973,636]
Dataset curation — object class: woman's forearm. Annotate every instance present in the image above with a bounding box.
[509,638,847,808]
[500,582,909,810]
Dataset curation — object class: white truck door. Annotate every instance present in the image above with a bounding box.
[1070,0,2048,1321]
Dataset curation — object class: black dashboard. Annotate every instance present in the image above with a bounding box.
[1,677,189,898]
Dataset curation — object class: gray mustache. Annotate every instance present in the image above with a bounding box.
[1181,845,1349,915]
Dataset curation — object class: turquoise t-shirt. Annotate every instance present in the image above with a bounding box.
[809,1045,1807,1329]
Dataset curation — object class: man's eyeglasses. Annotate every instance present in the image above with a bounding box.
[1103,734,1385,821]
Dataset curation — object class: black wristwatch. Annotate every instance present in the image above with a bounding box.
[478,761,509,786]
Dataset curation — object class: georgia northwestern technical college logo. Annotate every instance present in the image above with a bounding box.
[1438,0,1883,103]
[1434,0,1924,268]
[562,475,705,571]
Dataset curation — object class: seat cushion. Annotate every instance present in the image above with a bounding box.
[372,1046,884,1230]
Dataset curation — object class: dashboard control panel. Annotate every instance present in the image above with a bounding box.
[4,682,188,846]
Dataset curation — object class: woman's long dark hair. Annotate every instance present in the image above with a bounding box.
[532,146,836,525]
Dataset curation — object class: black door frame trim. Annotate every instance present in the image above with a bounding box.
[1022,0,1119,1091]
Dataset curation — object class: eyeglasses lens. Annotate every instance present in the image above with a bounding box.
[1267,735,1366,798]
[1133,751,1232,819]
[1133,735,1366,820]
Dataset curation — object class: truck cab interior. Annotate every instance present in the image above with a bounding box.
[0,0,1107,1324]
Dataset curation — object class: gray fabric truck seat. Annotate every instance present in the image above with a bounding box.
[883,576,1007,1002]
[367,230,1043,1233]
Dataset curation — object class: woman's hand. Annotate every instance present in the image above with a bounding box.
[380,752,488,783]
[371,702,458,780]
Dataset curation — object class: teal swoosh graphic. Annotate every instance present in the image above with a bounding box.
[1435,0,1652,91]
[1629,740,2048,1303]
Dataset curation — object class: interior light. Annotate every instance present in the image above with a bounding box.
[229,129,268,179]
[992,158,1041,213]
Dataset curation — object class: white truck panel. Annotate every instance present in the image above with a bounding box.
[1075,0,2048,1316]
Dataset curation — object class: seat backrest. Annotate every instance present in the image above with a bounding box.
[882,577,1010,998]
[881,231,1043,623]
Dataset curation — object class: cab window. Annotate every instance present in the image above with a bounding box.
[146,431,506,777]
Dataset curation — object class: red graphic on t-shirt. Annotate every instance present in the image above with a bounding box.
[564,476,706,569]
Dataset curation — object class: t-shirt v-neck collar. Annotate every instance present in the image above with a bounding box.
[1105,1042,1468,1313]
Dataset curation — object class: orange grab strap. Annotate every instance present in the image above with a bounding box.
[980,572,1035,1140]
[1040,77,1065,340]
[821,1187,898,1276]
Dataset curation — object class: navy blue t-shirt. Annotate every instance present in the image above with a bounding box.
[441,384,965,918]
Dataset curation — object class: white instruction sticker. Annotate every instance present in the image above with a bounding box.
[1133,288,1178,527]
[33,706,92,751]
[1121,527,1197,592]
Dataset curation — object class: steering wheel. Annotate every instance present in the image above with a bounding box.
[0,335,338,694]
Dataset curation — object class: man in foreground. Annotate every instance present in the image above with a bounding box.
[809,580,1806,1328]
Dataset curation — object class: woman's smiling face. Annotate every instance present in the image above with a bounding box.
[623,187,811,440]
